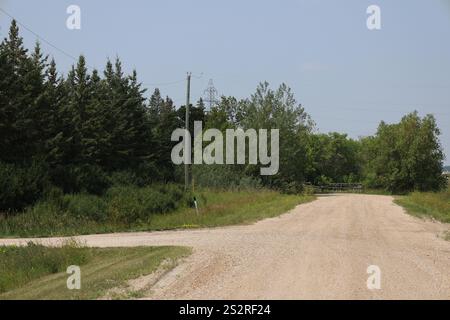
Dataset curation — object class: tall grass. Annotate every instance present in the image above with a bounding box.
[0,240,91,294]
[395,186,450,223]
[146,189,313,230]
[0,184,192,237]
[0,186,314,238]
[0,243,190,299]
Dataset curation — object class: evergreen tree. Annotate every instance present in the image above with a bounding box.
[64,55,92,165]
[125,69,153,166]
[148,89,180,180]
[0,20,32,163]
[148,88,164,123]
[95,58,153,171]
[81,68,104,165]
[44,58,70,166]
[22,42,49,158]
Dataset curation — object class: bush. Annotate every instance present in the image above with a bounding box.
[0,183,194,235]
[279,181,304,195]
[105,185,187,224]
[43,187,65,208]
[0,199,113,237]
[303,184,316,195]
[0,202,69,237]
[50,164,111,195]
[109,161,171,188]
[132,162,165,186]
[109,170,137,187]
[0,162,48,213]
[237,176,263,190]
[62,194,108,222]
[192,165,262,190]
[156,184,186,202]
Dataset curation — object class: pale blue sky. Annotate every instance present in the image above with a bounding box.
[1,0,449,162]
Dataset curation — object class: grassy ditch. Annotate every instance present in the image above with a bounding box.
[0,186,315,237]
[0,241,190,300]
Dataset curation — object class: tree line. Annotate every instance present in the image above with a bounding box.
[0,20,446,212]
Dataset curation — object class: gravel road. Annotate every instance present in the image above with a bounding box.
[1,194,450,299]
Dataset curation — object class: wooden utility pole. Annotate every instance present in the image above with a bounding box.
[185,72,191,191]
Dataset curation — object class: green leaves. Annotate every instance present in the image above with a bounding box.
[362,112,446,193]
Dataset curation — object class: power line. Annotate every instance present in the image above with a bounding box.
[191,72,204,79]
[0,7,82,64]
[0,7,186,89]
[143,79,185,87]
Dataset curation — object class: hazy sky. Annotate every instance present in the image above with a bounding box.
[1,0,449,162]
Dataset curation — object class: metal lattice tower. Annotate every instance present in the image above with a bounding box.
[203,79,219,110]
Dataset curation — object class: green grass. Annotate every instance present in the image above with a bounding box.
[0,240,90,294]
[0,188,315,238]
[143,190,314,231]
[0,242,190,300]
[394,187,450,223]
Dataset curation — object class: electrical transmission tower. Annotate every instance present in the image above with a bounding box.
[203,79,219,110]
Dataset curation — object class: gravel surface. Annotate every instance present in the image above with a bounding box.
[1,194,450,299]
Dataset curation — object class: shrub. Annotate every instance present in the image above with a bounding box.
[157,184,185,202]
[192,165,262,190]
[238,176,262,190]
[303,184,316,195]
[0,161,48,213]
[62,194,108,222]
[50,164,111,195]
[105,185,188,224]
[279,181,304,195]
[0,202,66,237]
[106,187,148,223]
[43,187,65,208]
[109,170,137,187]
[109,162,170,188]
[0,200,112,237]
[132,162,164,186]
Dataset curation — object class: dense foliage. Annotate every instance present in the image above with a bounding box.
[0,21,446,213]
[361,113,446,193]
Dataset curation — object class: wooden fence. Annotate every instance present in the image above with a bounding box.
[306,183,363,194]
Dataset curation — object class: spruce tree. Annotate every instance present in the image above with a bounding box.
[22,42,49,158]
[44,58,70,166]
[0,20,31,163]
[99,58,153,171]
[127,69,153,166]
[64,55,92,165]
